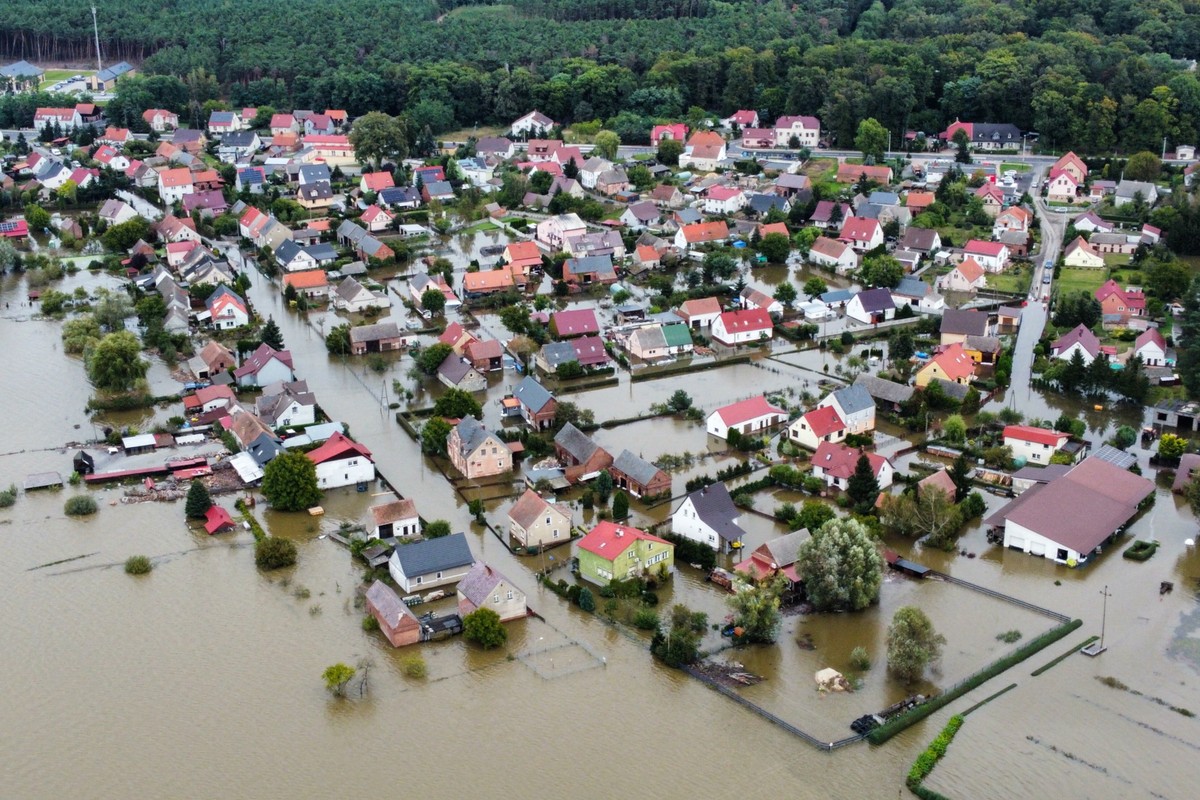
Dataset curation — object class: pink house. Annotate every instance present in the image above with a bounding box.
[651,123,687,142]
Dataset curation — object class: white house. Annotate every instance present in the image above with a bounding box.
[536,213,587,251]
[839,216,883,251]
[579,157,612,190]
[389,532,475,593]
[305,432,375,490]
[846,287,896,325]
[333,276,390,313]
[963,240,1009,272]
[706,396,787,441]
[773,115,820,148]
[511,110,555,138]
[457,562,528,623]
[205,287,249,330]
[817,384,876,435]
[672,483,747,553]
[703,186,747,215]
[370,498,420,540]
[940,257,986,293]
[1134,328,1168,366]
[157,167,195,204]
[807,236,858,275]
[787,405,847,450]
[1063,236,1104,268]
[255,381,317,429]
[811,442,894,491]
[711,308,773,346]
[1003,425,1070,465]
[1051,324,1101,365]
[234,344,295,388]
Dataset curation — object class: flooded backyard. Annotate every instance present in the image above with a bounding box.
[2,246,1200,799]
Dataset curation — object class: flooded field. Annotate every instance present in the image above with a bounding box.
[2,248,1200,799]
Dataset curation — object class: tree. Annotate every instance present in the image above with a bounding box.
[24,204,50,231]
[578,587,596,612]
[322,663,356,697]
[1159,432,1187,460]
[349,111,408,168]
[888,326,915,365]
[255,536,297,570]
[94,291,135,332]
[960,387,981,415]
[62,315,101,353]
[952,129,971,164]
[855,117,888,163]
[463,607,507,649]
[796,518,884,612]
[594,470,614,503]
[185,479,212,519]
[882,486,961,549]
[612,490,629,520]
[773,281,798,309]
[846,453,881,510]
[261,450,322,511]
[657,138,683,166]
[593,130,620,160]
[949,454,972,502]
[728,573,786,643]
[942,413,967,444]
[666,390,693,413]
[803,277,827,299]
[859,254,904,288]
[260,316,284,350]
[421,417,453,456]
[760,232,791,264]
[433,388,482,420]
[0,239,19,271]
[650,604,708,667]
[415,342,454,375]
[796,500,835,532]
[421,287,446,314]
[424,519,452,538]
[886,606,945,682]
[101,217,152,252]
[1125,151,1162,182]
[86,331,148,392]
[1113,425,1137,450]
[325,323,351,355]
[56,178,78,205]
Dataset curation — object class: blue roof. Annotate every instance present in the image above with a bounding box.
[820,289,854,303]
[391,532,474,577]
[894,277,929,297]
[0,60,43,78]
[829,384,874,416]
[96,61,134,82]
[237,167,265,185]
[209,111,236,124]
[513,376,554,413]
[868,191,899,205]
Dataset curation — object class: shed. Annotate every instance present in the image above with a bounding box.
[73,450,95,476]
[883,549,931,578]
[24,471,64,491]
[122,433,158,455]
[204,505,235,534]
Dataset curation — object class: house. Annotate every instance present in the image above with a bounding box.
[511,110,555,138]
[1004,425,1071,465]
[677,297,723,329]
[512,376,557,431]
[256,382,317,428]
[90,61,134,91]
[439,321,478,354]
[304,113,335,136]
[836,163,892,184]
[421,180,455,202]
[553,423,613,484]
[807,236,858,274]
[576,521,674,585]
[333,276,390,313]
[993,206,1032,238]
[1072,211,1112,234]
[33,106,82,131]
[216,130,260,162]
[839,216,883,251]
[1095,280,1146,323]
[465,338,505,372]
[508,489,573,550]
[350,321,406,355]
[562,255,617,289]
[678,131,727,172]
[706,396,787,441]
[963,334,1002,365]
[206,287,250,330]
[1114,180,1159,207]
[899,227,941,254]
[739,127,775,148]
[1046,169,1080,203]
[810,442,894,491]
[734,530,810,589]
[963,240,1008,272]
[183,384,237,416]
[360,171,395,195]
[565,229,625,260]
[1063,236,1104,268]
[627,323,693,361]
[788,405,847,450]
[202,505,235,535]
[281,269,329,300]
[721,109,760,129]
[92,144,130,171]
[303,134,355,165]
[915,343,975,387]
[1089,232,1138,255]
[296,180,334,210]
[457,562,527,622]
[941,120,1022,150]
[674,220,730,250]
[773,115,821,148]
[610,450,671,498]
[448,417,512,479]
[711,308,773,345]
[99,199,139,227]
[274,240,321,273]
[740,286,783,316]
[940,309,989,345]
[550,308,600,339]
[181,189,229,218]
[410,273,460,310]
[672,483,746,553]
[476,136,515,159]
[1134,328,1169,366]
[940,257,986,293]
[985,457,1153,565]
[536,213,587,251]
[649,183,685,208]
[854,373,914,413]
[234,166,267,194]
[632,244,662,273]
[846,288,896,324]
[364,581,422,647]
[234,344,294,388]
[304,431,374,489]
[388,532,474,593]
[1,60,43,92]
[818,384,876,434]
[462,269,517,298]
[906,190,935,213]
[207,110,241,136]
[595,168,631,197]
[157,167,194,204]
[620,201,661,230]
[975,183,1005,216]
[571,336,610,369]
[197,341,237,376]
[651,123,688,143]
[704,186,747,215]
[1051,324,1101,365]
[437,355,487,392]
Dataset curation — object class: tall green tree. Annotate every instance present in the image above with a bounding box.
[855,117,888,162]
[463,607,507,649]
[421,417,453,456]
[86,331,148,392]
[728,573,786,643]
[796,518,883,612]
[349,111,408,169]
[593,129,620,159]
[415,342,454,376]
[322,663,356,697]
[185,479,213,519]
[846,453,881,510]
[886,606,945,682]
[261,450,321,511]
[260,317,284,350]
[433,388,482,420]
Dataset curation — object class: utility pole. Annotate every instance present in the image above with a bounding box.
[91,5,103,76]
[1098,584,1111,650]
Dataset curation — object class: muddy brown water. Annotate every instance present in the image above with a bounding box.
[2,253,1199,799]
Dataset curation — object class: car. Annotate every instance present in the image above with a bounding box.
[1043,273,1052,284]
[50,147,62,156]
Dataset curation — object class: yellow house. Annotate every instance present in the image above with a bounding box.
[915,344,975,387]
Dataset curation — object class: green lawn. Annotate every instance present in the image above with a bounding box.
[999,162,1031,173]
[42,69,90,83]
[1055,267,1107,296]
[986,266,1031,294]
[463,220,499,233]
[1102,253,1131,268]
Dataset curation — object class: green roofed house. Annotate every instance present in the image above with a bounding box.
[575,521,674,585]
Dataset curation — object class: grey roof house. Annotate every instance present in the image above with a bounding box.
[388,532,475,593]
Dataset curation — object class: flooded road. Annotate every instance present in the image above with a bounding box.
[2,250,1199,799]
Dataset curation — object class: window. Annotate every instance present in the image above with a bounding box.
[545,517,550,525]
[493,595,500,603]
[506,591,514,600]
[436,571,443,579]
[416,576,422,585]
[552,529,559,538]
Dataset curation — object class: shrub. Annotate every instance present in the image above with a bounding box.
[578,587,596,612]
[633,607,660,630]
[995,630,1023,644]
[463,607,507,649]
[255,537,298,570]
[850,646,871,671]
[362,615,380,631]
[906,715,964,791]
[0,483,16,508]
[401,654,428,679]
[64,495,98,516]
[124,555,152,575]
[641,591,659,606]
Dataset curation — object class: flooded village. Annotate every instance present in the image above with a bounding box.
[2,108,1200,800]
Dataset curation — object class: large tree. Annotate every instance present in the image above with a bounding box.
[796,518,884,612]
[855,117,888,162]
[463,607,507,649]
[415,342,454,376]
[86,331,148,392]
[261,450,321,512]
[593,129,620,160]
[260,317,284,350]
[1124,151,1162,182]
[421,417,453,456]
[420,287,446,314]
[185,479,213,519]
[433,388,482,420]
[760,232,791,264]
[887,606,945,682]
[728,573,786,643]
[846,453,881,510]
[349,111,408,169]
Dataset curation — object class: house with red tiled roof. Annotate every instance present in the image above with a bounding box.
[1063,236,1104,268]
[915,343,975,387]
[462,268,516,298]
[157,167,195,204]
[788,405,847,450]
[906,191,935,212]
[234,344,294,388]
[360,171,395,194]
[993,206,1031,237]
[721,110,760,129]
[1052,151,1087,183]
[963,239,1009,272]
[807,236,858,275]
[975,183,1005,216]
[1047,168,1080,203]
[282,270,330,299]
[839,216,883,251]
[674,220,730,249]
[772,115,820,148]
[1134,327,1168,366]
[503,241,543,273]
[306,431,374,489]
[651,123,687,142]
[676,296,723,329]
[741,127,775,149]
[703,185,746,215]
[679,131,727,172]
[142,109,179,132]
[939,256,986,293]
[575,521,674,585]
[809,200,852,230]
[360,204,394,233]
[706,395,787,440]
[550,308,600,339]
[1003,426,1071,465]
[1095,280,1145,324]
[811,442,894,490]
[92,144,129,171]
[711,308,773,346]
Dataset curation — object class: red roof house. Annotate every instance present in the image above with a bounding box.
[204,505,235,534]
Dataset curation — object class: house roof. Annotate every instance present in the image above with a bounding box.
[1135,327,1166,352]
[812,442,889,480]
[466,338,503,362]
[577,521,669,560]
[855,373,914,405]
[372,498,418,527]
[539,340,578,369]
[571,335,610,366]
[458,562,521,607]
[840,216,880,241]
[306,431,373,465]
[350,321,402,343]
[366,580,418,626]
[551,308,600,336]
[453,416,496,458]
[233,343,293,378]
[955,257,985,283]
[513,376,554,413]
[923,343,975,382]
[391,532,474,577]
[963,334,1001,353]
[679,297,722,319]
[361,171,394,191]
[282,270,329,290]
[463,269,515,293]
[509,489,569,529]
[1004,425,1068,447]
[828,384,874,416]
[159,167,193,188]
[554,423,603,464]
[1065,236,1100,261]
[712,395,786,427]
[810,236,851,260]
[853,287,895,313]
[893,276,930,298]
[679,483,745,543]
[707,185,743,202]
[612,449,666,487]
[438,354,481,386]
[801,405,846,437]
[1052,324,1101,357]
[717,307,773,333]
[203,505,235,534]
[965,239,1005,257]
[941,308,988,337]
[899,227,940,251]
[679,220,729,244]
[918,468,957,498]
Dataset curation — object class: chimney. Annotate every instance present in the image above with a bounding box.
[615,528,623,537]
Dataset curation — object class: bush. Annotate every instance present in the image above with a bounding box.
[995,630,1023,644]
[463,607,507,648]
[906,715,964,791]
[255,537,298,570]
[64,495,98,516]
[1123,540,1159,561]
[124,555,152,575]
[0,483,16,508]
[641,591,659,606]
[578,587,596,612]
[362,614,380,631]
[850,646,871,671]
[633,607,660,629]
[401,654,428,679]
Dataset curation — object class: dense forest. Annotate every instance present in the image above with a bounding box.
[4,0,1200,152]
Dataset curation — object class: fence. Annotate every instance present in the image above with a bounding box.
[930,571,1071,623]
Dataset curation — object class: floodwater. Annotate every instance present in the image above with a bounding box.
[2,245,1200,800]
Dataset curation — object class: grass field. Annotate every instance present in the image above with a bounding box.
[999,162,1031,172]
[1055,267,1107,296]
[1103,253,1132,267]
[462,220,499,233]
[442,125,507,142]
[986,266,1031,294]
[800,158,837,180]
[42,69,92,84]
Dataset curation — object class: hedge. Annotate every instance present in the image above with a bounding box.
[906,714,963,790]
[868,618,1082,744]
[1030,636,1099,677]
